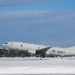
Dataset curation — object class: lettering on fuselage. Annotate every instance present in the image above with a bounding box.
[57,51,65,54]
[52,50,65,54]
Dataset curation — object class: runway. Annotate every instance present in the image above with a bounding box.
[0,57,75,74]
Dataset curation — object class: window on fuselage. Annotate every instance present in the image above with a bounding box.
[21,45,23,47]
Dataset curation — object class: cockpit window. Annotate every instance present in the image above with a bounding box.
[5,42,8,44]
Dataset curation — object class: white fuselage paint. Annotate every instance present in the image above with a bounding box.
[1,42,75,57]
[46,47,75,57]
[2,42,48,54]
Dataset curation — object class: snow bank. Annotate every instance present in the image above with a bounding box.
[0,57,75,74]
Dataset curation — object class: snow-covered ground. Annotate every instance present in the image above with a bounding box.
[0,57,75,74]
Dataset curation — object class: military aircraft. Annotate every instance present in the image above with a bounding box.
[1,42,75,57]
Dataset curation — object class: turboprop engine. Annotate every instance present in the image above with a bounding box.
[28,50,36,54]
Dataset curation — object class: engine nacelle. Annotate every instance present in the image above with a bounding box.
[28,50,36,54]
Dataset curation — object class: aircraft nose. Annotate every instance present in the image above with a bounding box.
[1,44,4,47]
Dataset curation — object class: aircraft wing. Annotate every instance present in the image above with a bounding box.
[36,47,51,53]
[36,47,51,57]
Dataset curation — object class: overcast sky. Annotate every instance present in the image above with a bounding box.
[0,0,75,47]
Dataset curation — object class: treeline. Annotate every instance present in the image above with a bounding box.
[0,49,30,57]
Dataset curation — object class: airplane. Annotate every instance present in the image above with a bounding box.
[1,42,51,58]
[1,42,75,57]
[47,46,75,57]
